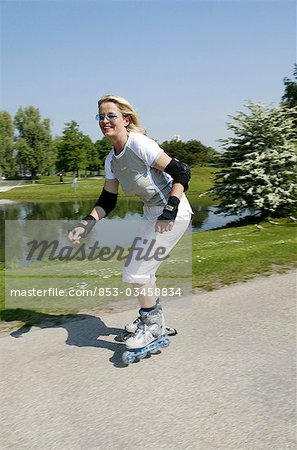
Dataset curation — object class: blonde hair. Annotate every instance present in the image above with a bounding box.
[98,95,146,135]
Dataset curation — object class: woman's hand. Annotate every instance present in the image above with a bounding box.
[155,196,180,233]
[68,226,85,245]
[68,215,96,244]
[155,219,174,233]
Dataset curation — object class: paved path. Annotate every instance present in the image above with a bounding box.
[0,272,296,449]
[0,184,33,192]
[0,183,41,204]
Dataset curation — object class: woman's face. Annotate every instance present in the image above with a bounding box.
[98,101,129,139]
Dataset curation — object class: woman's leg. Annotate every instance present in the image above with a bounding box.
[133,282,158,309]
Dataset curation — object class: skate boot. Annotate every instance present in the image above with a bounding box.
[114,310,143,343]
[115,299,177,343]
[122,307,170,364]
[124,312,142,334]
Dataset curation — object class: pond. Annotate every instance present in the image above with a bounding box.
[0,197,244,266]
[0,197,239,232]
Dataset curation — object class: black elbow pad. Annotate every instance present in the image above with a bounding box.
[95,188,118,216]
[164,158,191,192]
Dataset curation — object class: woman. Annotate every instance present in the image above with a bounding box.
[68,95,192,350]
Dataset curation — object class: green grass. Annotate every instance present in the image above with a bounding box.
[0,166,295,328]
[192,219,296,290]
[0,219,296,330]
[0,178,106,201]
[0,166,219,202]
[189,166,219,193]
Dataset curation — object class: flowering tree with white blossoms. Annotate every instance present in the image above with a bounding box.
[209,102,297,218]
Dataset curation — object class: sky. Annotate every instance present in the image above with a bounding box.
[0,0,295,150]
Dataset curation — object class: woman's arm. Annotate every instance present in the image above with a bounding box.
[68,179,119,244]
[90,179,119,220]
[153,152,190,233]
[153,153,185,200]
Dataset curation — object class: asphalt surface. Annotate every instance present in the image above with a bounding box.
[0,271,296,450]
[0,184,32,192]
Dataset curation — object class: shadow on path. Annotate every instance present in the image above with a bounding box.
[0,309,128,368]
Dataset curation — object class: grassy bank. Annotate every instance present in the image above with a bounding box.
[0,219,295,329]
[192,219,296,290]
[0,166,219,201]
[0,178,106,201]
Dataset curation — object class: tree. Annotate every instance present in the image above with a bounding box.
[56,121,88,176]
[94,136,113,170]
[282,65,297,135]
[208,102,297,218]
[160,139,219,166]
[282,64,297,108]
[83,135,100,174]
[184,140,220,166]
[160,139,187,163]
[0,111,16,177]
[14,106,55,178]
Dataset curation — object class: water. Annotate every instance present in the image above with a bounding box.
[0,198,239,232]
[0,198,244,263]
[0,199,242,307]
[0,198,243,268]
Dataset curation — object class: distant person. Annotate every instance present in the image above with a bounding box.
[68,95,192,357]
[71,177,78,189]
[59,172,64,183]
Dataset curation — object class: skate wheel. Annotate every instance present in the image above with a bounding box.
[137,351,148,359]
[160,337,170,348]
[150,349,160,354]
[122,351,135,364]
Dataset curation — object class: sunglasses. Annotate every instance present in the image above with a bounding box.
[95,113,118,122]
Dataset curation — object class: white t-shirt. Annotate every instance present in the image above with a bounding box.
[104,132,173,207]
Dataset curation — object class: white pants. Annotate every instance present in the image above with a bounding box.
[122,194,192,284]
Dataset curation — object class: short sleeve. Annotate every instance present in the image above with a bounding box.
[129,133,164,166]
[104,151,116,180]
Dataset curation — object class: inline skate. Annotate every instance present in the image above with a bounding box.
[115,299,177,343]
[121,306,171,364]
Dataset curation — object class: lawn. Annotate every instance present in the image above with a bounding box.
[0,166,219,201]
[0,219,295,328]
[191,219,296,290]
[0,166,295,327]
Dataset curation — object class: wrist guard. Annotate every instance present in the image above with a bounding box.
[157,196,180,222]
[77,214,96,237]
